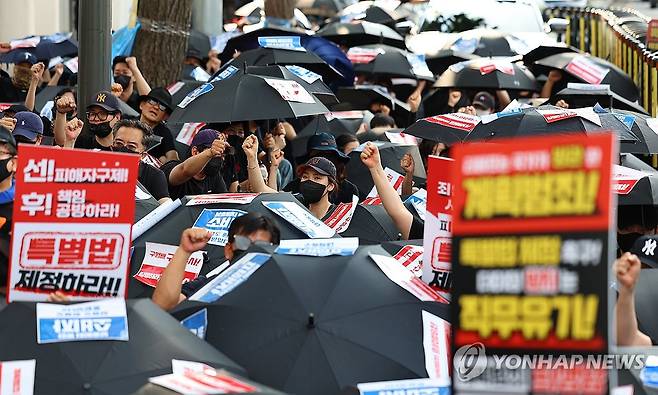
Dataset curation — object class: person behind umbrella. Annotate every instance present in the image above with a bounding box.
[336,134,359,155]
[152,212,280,310]
[0,127,17,296]
[160,129,229,200]
[263,120,294,190]
[360,142,423,240]
[12,111,43,146]
[283,132,358,204]
[137,87,179,163]
[0,51,38,102]
[243,134,338,220]
[112,56,151,112]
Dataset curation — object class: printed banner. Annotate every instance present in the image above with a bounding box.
[264,78,316,103]
[393,245,423,277]
[262,201,336,238]
[186,193,259,206]
[323,195,359,233]
[422,310,451,381]
[565,56,610,85]
[133,242,205,288]
[424,113,480,132]
[369,253,448,303]
[8,146,139,302]
[180,308,208,340]
[0,360,35,395]
[275,238,359,257]
[36,298,129,344]
[258,36,305,51]
[192,209,247,246]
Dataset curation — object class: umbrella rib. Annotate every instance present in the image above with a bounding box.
[322,300,435,324]
[282,328,341,392]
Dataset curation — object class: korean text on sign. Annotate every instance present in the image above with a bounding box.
[8,146,139,302]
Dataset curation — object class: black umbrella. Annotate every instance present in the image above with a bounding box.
[553,85,649,115]
[435,58,537,91]
[614,110,658,154]
[404,112,480,146]
[317,21,406,49]
[0,299,244,395]
[249,65,337,105]
[534,52,639,102]
[168,70,329,124]
[349,44,434,81]
[441,29,520,58]
[171,244,450,395]
[522,43,579,73]
[133,370,288,395]
[424,49,479,76]
[346,142,425,200]
[336,2,402,26]
[333,85,411,113]
[187,29,211,58]
[621,153,656,173]
[34,85,65,112]
[297,0,344,17]
[167,81,203,108]
[129,193,320,298]
[291,114,363,158]
[0,33,77,62]
[340,204,400,243]
[219,27,310,64]
[615,165,658,206]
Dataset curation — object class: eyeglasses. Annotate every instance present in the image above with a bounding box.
[146,99,167,112]
[112,140,140,152]
[86,111,114,121]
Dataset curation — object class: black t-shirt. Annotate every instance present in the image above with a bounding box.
[148,123,176,160]
[138,162,169,200]
[74,133,112,150]
[284,178,359,204]
[126,91,141,113]
[0,77,27,103]
[160,159,227,200]
[408,216,424,240]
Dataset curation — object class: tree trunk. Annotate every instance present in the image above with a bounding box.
[132,0,193,87]
[264,0,296,20]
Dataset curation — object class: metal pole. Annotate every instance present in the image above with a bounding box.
[77,0,112,114]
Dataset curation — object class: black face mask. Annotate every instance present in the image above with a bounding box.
[227,135,243,150]
[114,75,131,90]
[88,121,113,138]
[0,157,13,182]
[299,180,327,204]
[618,232,643,252]
[203,157,223,176]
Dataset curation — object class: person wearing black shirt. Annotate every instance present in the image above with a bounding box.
[112,56,151,113]
[0,52,38,103]
[137,87,178,163]
[160,129,228,200]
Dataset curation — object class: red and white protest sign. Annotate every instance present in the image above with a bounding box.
[186,193,260,206]
[393,245,423,277]
[166,81,186,95]
[423,156,453,296]
[422,310,451,382]
[133,242,205,288]
[151,362,257,394]
[385,131,418,145]
[362,197,382,205]
[479,61,515,76]
[536,107,601,126]
[424,113,480,132]
[0,104,13,112]
[8,146,139,302]
[264,78,315,103]
[612,164,647,195]
[176,122,207,146]
[0,360,35,395]
[323,195,358,233]
[347,47,383,64]
[140,153,162,169]
[367,167,405,197]
[565,56,610,85]
[324,111,363,121]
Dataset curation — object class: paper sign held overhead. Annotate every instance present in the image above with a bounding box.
[133,242,205,288]
[264,78,316,103]
[262,201,336,238]
[275,237,359,257]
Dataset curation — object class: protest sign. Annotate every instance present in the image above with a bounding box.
[8,146,139,302]
[367,167,405,197]
[258,36,305,51]
[393,245,423,277]
[612,164,648,195]
[193,209,247,246]
[423,157,454,297]
[405,188,427,222]
[275,237,359,257]
[565,56,610,84]
[186,193,259,206]
[189,253,271,303]
[0,360,35,395]
[422,310,451,382]
[133,242,205,288]
[369,254,448,303]
[180,308,208,340]
[357,378,450,395]
[36,298,129,344]
[424,113,480,132]
[176,122,206,146]
[323,195,359,233]
[450,133,614,394]
[262,201,336,238]
[151,361,258,394]
[264,78,316,103]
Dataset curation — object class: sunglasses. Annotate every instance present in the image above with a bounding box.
[233,235,273,251]
[146,99,168,112]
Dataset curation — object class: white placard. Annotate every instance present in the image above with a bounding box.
[275,237,359,257]
[262,201,335,238]
[0,360,36,395]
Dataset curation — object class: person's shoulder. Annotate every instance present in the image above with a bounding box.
[159,159,182,173]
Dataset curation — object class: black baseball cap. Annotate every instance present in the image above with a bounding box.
[472,91,496,111]
[631,235,658,268]
[87,91,121,113]
[307,132,350,162]
[139,87,174,114]
[297,156,337,180]
[0,126,17,151]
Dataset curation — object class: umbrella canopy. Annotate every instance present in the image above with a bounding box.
[34,85,65,112]
[347,142,425,200]
[297,0,345,17]
[168,70,329,124]
[404,113,479,146]
[534,52,639,102]
[553,85,649,115]
[317,21,406,49]
[291,114,363,158]
[440,29,521,58]
[187,29,211,58]
[135,182,160,223]
[337,1,403,25]
[219,27,310,64]
[171,244,450,395]
[0,33,77,62]
[340,204,400,243]
[435,58,537,91]
[521,43,579,73]
[333,85,410,113]
[348,44,434,81]
[614,110,658,154]
[167,81,203,108]
[0,299,244,395]
[621,153,656,173]
[614,165,658,206]
[129,193,316,298]
[424,49,479,76]
[248,65,338,105]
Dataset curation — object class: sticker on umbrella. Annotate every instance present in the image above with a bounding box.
[262,201,336,238]
[612,112,636,130]
[613,165,649,195]
[209,65,238,83]
[189,253,271,303]
[357,378,450,395]
[178,82,214,109]
[264,78,316,104]
[479,61,515,76]
[565,56,610,84]
[36,298,129,344]
[424,113,480,132]
[275,237,359,257]
[193,209,247,246]
[258,36,306,52]
[186,193,260,206]
[369,253,448,303]
[150,360,258,394]
[0,359,36,395]
[285,65,322,84]
[450,36,479,54]
[133,242,205,288]
[180,308,208,340]
[536,107,601,126]
[347,47,383,64]
[385,131,418,145]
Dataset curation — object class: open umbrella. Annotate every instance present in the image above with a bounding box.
[129,193,316,298]
[219,27,310,64]
[0,299,244,395]
[340,204,400,243]
[614,165,658,206]
[33,85,64,112]
[435,58,537,91]
[317,20,406,49]
[404,113,479,146]
[171,244,450,395]
[522,43,579,73]
[534,52,639,102]
[135,182,160,223]
[168,69,329,124]
[346,142,425,200]
[167,81,203,108]
[424,49,479,76]
[297,0,345,17]
[291,114,364,158]
[0,33,77,62]
[612,110,658,155]
[248,65,338,105]
[553,85,649,115]
[337,1,402,25]
[440,29,522,58]
[188,29,211,58]
[333,85,411,113]
[349,44,434,81]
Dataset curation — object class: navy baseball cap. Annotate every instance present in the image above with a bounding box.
[87,90,121,113]
[15,51,37,66]
[631,235,658,268]
[307,132,350,162]
[297,156,337,180]
[191,129,221,148]
[13,111,43,141]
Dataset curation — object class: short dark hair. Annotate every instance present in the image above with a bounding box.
[335,134,358,151]
[112,56,128,71]
[370,113,395,128]
[54,87,77,105]
[227,212,281,245]
[112,119,154,148]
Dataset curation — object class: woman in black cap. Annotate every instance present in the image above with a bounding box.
[137,87,179,163]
